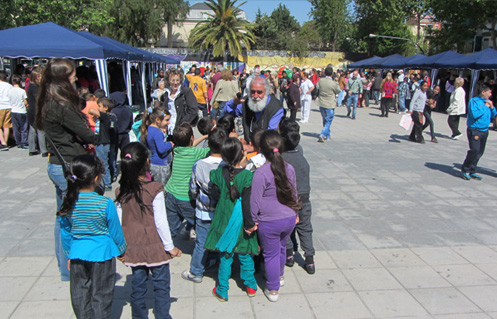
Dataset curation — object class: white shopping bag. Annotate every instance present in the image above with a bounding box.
[399,114,412,131]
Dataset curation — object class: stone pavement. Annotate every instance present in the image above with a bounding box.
[2,102,497,319]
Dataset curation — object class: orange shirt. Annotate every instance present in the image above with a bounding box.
[82,101,99,129]
[190,75,208,104]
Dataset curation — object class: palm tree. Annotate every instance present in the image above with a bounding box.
[189,0,256,61]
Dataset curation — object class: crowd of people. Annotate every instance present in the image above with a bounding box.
[1,56,497,318]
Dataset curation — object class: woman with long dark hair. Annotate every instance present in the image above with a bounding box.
[27,67,47,156]
[35,58,95,281]
[250,130,300,302]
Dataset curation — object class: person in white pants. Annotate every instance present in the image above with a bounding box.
[300,72,314,123]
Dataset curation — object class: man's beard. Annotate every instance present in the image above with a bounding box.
[247,94,268,112]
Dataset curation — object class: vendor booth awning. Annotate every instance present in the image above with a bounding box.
[381,54,427,69]
[436,48,497,70]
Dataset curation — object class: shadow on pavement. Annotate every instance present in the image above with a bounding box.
[389,134,409,143]
[424,162,461,177]
[302,132,320,139]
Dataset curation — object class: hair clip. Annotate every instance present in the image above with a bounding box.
[125,153,132,159]
[71,174,77,181]
[273,148,279,153]
[147,107,153,114]
[229,181,234,186]
[162,112,166,116]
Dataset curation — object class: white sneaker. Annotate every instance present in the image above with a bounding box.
[452,134,462,140]
[264,288,279,302]
[280,276,285,287]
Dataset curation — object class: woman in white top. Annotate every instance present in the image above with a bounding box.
[211,69,239,120]
[300,72,314,123]
[446,77,466,139]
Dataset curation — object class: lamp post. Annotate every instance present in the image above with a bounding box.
[369,33,424,54]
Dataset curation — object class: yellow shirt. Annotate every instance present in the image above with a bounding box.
[190,75,208,104]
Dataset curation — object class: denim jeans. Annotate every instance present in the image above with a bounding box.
[198,103,208,118]
[95,144,111,188]
[190,218,215,277]
[165,192,195,238]
[47,163,70,281]
[398,95,407,112]
[11,112,28,146]
[210,101,226,120]
[131,264,172,319]
[346,93,359,118]
[337,90,345,106]
[70,258,116,319]
[372,90,380,103]
[319,107,335,139]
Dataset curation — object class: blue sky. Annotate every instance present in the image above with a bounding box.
[239,0,313,24]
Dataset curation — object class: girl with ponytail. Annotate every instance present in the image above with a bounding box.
[140,106,174,186]
[204,137,259,302]
[115,142,181,318]
[249,130,300,302]
[58,154,126,318]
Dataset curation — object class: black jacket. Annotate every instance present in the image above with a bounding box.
[160,86,199,127]
[110,92,133,134]
[242,96,283,142]
[43,101,95,165]
[27,83,39,126]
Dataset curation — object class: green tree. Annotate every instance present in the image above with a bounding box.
[354,0,414,56]
[0,0,114,31]
[309,0,350,51]
[189,0,256,60]
[156,0,189,48]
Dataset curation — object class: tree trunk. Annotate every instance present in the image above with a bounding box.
[167,21,173,48]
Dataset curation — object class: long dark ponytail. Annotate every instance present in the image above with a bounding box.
[139,106,169,143]
[220,137,244,201]
[260,130,300,211]
[58,155,104,216]
[116,142,150,207]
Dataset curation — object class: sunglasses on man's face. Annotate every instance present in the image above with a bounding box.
[251,90,264,95]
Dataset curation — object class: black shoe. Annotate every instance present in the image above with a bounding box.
[317,137,325,143]
[431,137,438,143]
[29,152,40,156]
[305,263,316,275]
[285,256,295,267]
[0,144,9,151]
[42,152,49,157]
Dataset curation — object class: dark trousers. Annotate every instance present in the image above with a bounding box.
[70,258,116,319]
[462,128,489,174]
[286,201,315,259]
[409,111,424,142]
[131,264,172,319]
[289,109,297,121]
[448,115,461,137]
[422,110,435,138]
[11,112,28,146]
[118,133,130,151]
[198,103,208,118]
[381,97,392,116]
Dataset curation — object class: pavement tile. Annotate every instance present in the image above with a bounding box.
[355,232,404,249]
[24,276,70,301]
[251,293,313,318]
[0,301,19,319]
[434,264,497,286]
[358,290,428,318]
[452,246,497,264]
[388,266,451,289]
[296,269,353,293]
[0,256,52,277]
[433,314,492,319]
[306,291,373,319]
[329,250,382,269]
[410,287,480,315]
[9,300,73,319]
[459,285,497,312]
[195,295,254,319]
[411,247,469,265]
[342,267,403,291]
[475,264,497,281]
[0,277,37,301]
[372,248,426,267]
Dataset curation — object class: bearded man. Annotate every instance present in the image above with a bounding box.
[242,76,284,142]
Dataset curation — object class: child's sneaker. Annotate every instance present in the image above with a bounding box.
[246,286,256,297]
[305,263,316,275]
[280,276,285,287]
[181,270,202,283]
[285,255,295,267]
[264,288,279,302]
[212,287,228,302]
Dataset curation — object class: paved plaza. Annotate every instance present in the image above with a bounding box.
[2,102,497,319]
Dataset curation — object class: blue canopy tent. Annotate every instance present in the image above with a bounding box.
[347,56,383,69]
[0,22,128,95]
[381,54,426,69]
[411,51,465,89]
[368,54,405,69]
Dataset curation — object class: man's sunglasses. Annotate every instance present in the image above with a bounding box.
[251,90,264,94]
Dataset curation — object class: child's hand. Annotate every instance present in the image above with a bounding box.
[67,259,71,271]
[296,215,300,224]
[240,153,248,168]
[117,254,125,263]
[244,224,258,235]
[168,247,182,258]
[229,131,238,138]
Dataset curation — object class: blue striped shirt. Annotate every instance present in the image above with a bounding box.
[60,192,127,262]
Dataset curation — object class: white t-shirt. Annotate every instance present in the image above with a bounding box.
[10,87,27,113]
[300,79,314,101]
[0,81,14,110]
[166,87,180,135]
